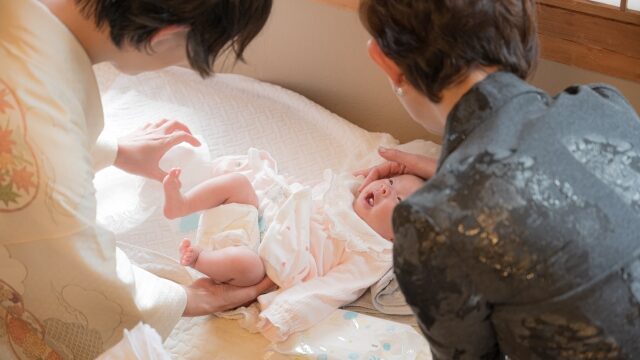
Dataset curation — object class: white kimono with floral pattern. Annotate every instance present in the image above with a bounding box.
[0,1,186,358]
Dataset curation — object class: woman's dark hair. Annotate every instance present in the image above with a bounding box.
[75,0,272,77]
[360,0,538,102]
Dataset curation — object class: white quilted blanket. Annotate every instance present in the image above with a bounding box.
[94,67,435,359]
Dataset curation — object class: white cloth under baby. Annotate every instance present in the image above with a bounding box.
[194,148,393,342]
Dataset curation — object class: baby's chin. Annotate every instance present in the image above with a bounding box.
[379,228,394,242]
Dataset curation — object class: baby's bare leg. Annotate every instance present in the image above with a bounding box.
[179,240,265,287]
[163,169,258,219]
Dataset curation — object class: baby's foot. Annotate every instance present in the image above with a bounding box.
[163,168,186,219]
[179,239,201,267]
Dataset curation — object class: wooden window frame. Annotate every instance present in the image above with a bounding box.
[537,0,640,82]
[314,0,640,83]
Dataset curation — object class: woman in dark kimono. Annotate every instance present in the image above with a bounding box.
[356,1,640,359]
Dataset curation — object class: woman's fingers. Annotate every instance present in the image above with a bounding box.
[353,167,373,178]
[149,118,194,137]
[167,131,201,148]
[355,147,438,192]
[414,157,438,179]
[151,118,170,129]
[185,276,276,315]
[253,276,277,296]
[378,147,414,166]
[357,163,396,192]
[379,147,437,179]
[359,168,381,192]
[161,119,193,135]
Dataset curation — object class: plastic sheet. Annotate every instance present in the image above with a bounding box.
[265,310,432,360]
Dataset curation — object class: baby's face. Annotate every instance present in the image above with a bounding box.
[353,174,424,241]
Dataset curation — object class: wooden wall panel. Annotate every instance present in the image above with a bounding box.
[537,1,640,82]
[539,34,640,81]
[537,4,640,59]
[540,0,640,25]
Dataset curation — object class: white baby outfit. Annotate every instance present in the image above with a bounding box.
[195,149,393,342]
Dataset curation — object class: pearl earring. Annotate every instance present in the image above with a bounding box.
[395,86,405,97]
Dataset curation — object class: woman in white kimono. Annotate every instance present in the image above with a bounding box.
[0,0,272,358]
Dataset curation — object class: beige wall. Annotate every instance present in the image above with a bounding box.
[227,0,640,144]
[224,0,437,143]
[530,61,640,113]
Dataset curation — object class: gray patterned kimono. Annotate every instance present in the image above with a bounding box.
[393,72,640,360]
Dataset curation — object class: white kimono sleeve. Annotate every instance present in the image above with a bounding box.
[258,251,391,342]
[92,132,119,171]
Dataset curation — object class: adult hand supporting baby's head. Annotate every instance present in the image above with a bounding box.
[114,119,201,181]
[354,147,438,193]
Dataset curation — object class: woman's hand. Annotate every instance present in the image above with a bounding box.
[182,276,275,316]
[354,147,438,192]
[114,119,201,181]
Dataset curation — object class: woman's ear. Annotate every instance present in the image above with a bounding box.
[367,39,404,87]
[149,25,189,51]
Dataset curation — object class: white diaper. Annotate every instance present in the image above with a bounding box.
[195,203,261,252]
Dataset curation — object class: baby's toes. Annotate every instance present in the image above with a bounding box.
[180,249,194,266]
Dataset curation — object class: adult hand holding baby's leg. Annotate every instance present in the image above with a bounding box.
[115,119,201,181]
[182,276,275,316]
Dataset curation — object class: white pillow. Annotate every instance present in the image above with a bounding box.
[94,67,440,258]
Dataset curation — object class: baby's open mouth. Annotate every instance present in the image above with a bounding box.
[366,192,374,207]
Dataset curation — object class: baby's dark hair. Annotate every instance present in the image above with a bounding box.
[75,0,273,77]
[360,0,538,102]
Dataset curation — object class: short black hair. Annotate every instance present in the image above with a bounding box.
[75,0,273,77]
[360,0,538,102]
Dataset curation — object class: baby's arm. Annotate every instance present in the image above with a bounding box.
[163,168,258,219]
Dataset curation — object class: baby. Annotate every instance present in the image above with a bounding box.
[162,148,424,341]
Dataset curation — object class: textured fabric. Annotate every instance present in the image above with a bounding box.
[96,323,171,360]
[393,71,640,359]
[0,1,186,358]
[370,268,412,315]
